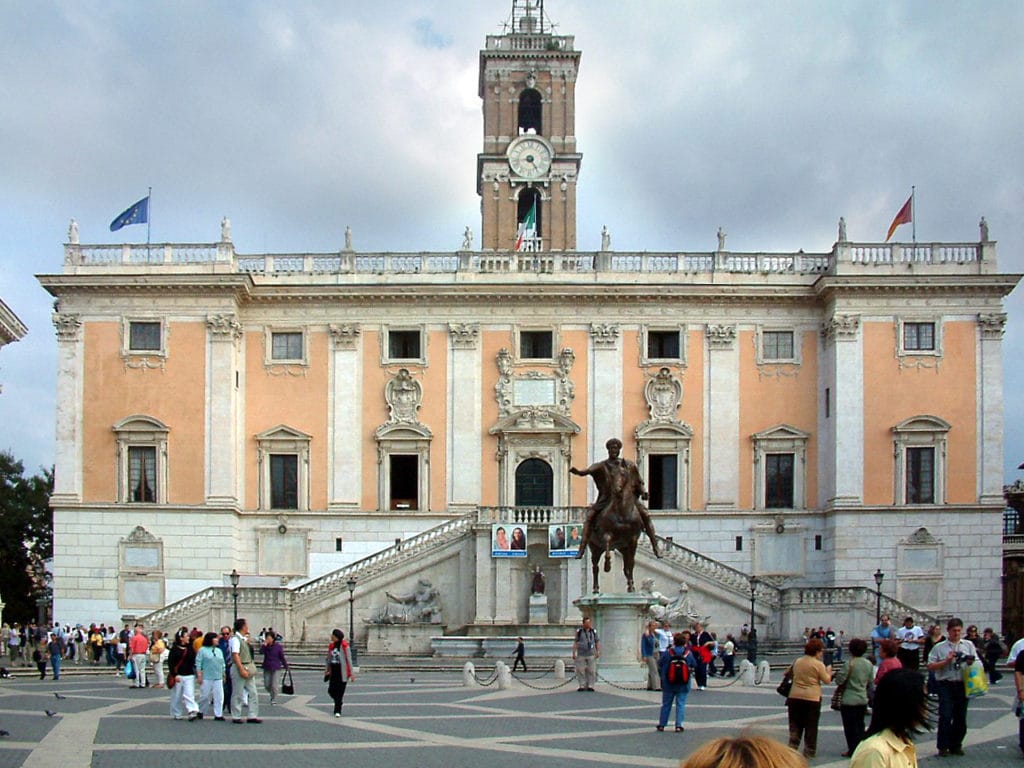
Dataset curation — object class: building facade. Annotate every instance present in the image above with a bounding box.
[38,2,1019,639]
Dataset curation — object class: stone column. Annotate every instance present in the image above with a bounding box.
[978,313,1007,504]
[823,315,863,505]
[706,325,738,510]
[447,324,481,512]
[51,313,83,503]
[588,323,622,466]
[205,314,241,504]
[328,324,362,510]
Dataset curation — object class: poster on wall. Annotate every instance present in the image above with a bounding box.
[548,523,581,558]
[492,523,527,557]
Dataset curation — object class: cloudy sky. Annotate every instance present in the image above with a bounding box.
[1,0,1022,482]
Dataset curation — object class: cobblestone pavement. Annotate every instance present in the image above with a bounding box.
[0,666,1020,767]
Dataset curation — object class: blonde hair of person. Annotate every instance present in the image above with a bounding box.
[680,734,808,768]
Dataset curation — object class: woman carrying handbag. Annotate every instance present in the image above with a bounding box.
[325,629,355,718]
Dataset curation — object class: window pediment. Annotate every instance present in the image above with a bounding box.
[256,425,313,443]
[892,415,951,435]
[489,407,581,437]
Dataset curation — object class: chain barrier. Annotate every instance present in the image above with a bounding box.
[469,667,501,687]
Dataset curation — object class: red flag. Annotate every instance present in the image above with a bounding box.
[885,195,913,241]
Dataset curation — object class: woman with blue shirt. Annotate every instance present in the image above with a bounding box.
[195,631,227,720]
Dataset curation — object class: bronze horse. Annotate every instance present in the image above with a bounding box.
[582,459,644,593]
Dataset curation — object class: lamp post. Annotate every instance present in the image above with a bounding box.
[748,575,759,663]
[346,576,358,665]
[873,568,884,625]
[230,569,240,625]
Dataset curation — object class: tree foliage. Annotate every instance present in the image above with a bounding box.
[0,451,53,622]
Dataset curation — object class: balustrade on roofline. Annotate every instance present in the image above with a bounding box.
[64,241,982,275]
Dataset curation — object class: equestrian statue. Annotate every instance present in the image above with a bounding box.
[570,438,661,593]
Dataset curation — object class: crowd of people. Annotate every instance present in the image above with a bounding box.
[3,617,356,723]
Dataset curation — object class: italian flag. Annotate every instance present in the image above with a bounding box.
[514,200,537,251]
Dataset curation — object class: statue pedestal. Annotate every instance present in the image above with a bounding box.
[528,594,548,625]
[573,593,655,684]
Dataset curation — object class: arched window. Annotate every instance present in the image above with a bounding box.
[517,187,543,251]
[515,458,553,506]
[518,88,542,135]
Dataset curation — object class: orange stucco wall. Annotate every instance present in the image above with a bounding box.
[862,321,977,505]
[737,330,818,510]
[244,329,329,510]
[81,321,207,504]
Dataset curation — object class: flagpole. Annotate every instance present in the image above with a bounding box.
[910,185,915,246]
[147,186,152,247]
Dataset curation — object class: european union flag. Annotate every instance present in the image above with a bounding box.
[109,196,149,232]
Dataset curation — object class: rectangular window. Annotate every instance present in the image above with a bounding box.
[389,454,419,510]
[762,331,794,361]
[127,446,157,503]
[270,454,299,509]
[765,453,794,508]
[814,534,823,551]
[825,388,830,418]
[647,330,680,360]
[648,454,678,510]
[388,330,421,360]
[904,322,935,351]
[735,536,743,552]
[335,538,343,552]
[271,332,303,361]
[520,330,553,359]
[128,321,161,352]
[906,447,935,504]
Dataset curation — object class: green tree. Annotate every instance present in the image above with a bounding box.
[0,451,53,622]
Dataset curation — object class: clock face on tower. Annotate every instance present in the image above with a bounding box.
[507,136,553,179]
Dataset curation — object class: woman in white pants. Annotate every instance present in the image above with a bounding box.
[196,632,227,720]
[167,629,200,721]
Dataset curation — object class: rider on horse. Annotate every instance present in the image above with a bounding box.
[570,438,661,558]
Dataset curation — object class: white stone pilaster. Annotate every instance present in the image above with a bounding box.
[447,323,481,510]
[329,324,362,509]
[588,323,622,465]
[706,325,738,509]
[205,314,240,504]
[493,557,514,622]
[51,313,83,503]
[978,313,1007,503]
[474,531,495,623]
[823,315,863,505]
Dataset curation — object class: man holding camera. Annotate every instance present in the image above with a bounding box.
[927,617,977,757]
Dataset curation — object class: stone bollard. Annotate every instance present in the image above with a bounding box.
[463,661,476,687]
[738,659,756,686]
[757,660,772,684]
[554,658,566,680]
[496,660,512,689]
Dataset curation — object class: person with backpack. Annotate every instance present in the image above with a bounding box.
[656,631,695,732]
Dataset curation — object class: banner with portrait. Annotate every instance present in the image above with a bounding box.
[492,524,527,557]
[549,523,580,558]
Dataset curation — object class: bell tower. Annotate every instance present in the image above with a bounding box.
[477,0,581,252]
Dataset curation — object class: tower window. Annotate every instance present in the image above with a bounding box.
[518,88,542,135]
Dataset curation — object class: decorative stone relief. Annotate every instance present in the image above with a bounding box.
[448,322,479,349]
[822,314,860,343]
[901,527,939,546]
[979,313,1007,339]
[644,367,682,422]
[384,369,422,425]
[328,323,361,350]
[123,525,158,544]
[52,312,82,342]
[589,322,620,348]
[206,313,241,340]
[706,324,736,349]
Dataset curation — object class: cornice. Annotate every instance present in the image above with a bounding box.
[814,273,1021,300]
